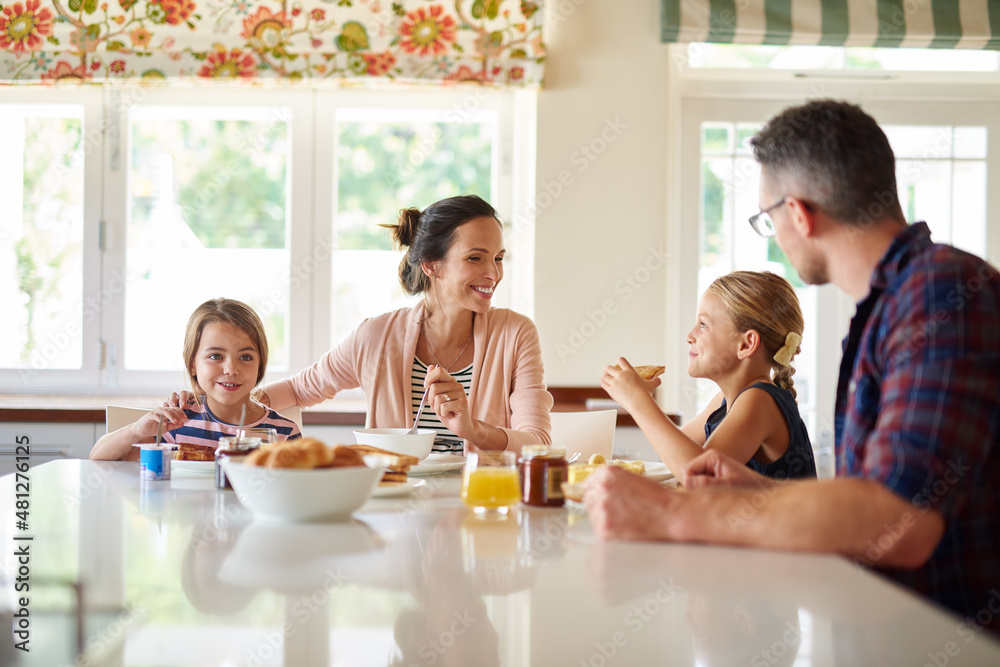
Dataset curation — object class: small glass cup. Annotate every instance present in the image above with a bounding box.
[461,451,521,515]
[215,435,262,490]
[241,427,277,444]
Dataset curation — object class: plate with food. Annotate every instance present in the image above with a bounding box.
[408,453,466,476]
[370,478,427,498]
[172,459,215,476]
[568,455,674,484]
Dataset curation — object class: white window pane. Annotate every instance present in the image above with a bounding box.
[952,161,987,255]
[954,127,987,159]
[126,107,291,371]
[884,126,953,159]
[332,112,495,347]
[698,122,818,435]
[0,105,84,370]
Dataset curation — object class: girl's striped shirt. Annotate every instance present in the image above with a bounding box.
[412,357,473,454]
[161,399,301,447]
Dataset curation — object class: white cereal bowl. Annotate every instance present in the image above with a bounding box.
[353,428,436,461]
[221,459,384,523]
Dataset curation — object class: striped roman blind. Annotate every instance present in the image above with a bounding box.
[661,0,1000,50]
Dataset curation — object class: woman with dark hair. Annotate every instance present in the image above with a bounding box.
[257,195,551,453]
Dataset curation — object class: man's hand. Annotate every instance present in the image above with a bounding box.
[682,449,775,490]
[584,466,676,541]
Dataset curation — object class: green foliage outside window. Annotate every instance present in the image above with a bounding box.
[335,120,493,250]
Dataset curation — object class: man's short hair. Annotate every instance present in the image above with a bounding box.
[750,100,902,225]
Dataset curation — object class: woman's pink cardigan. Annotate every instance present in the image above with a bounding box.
[264,305,552,451]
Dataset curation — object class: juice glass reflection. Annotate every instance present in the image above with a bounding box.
[461,451,520,515]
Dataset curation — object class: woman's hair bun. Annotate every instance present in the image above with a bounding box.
[389,207,422,248]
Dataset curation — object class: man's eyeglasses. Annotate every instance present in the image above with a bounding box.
[748,198,787,238]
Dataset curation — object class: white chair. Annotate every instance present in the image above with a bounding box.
[106,405,152,433]
[275,405,303,429]
[548,409,617,462]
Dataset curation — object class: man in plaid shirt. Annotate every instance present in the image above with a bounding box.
[584,99,1000,635]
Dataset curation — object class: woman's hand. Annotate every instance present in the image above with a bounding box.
[132,406,188,440]
[600,357,661,412]
[163,391,198,409]
[424,365,475,440]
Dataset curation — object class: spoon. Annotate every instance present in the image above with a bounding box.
[236,403,247,441]
[406,385,431,435]
[567,452,582,464]
[154,416,165,447]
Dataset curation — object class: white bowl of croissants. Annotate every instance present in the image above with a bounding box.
[221,438,385,523]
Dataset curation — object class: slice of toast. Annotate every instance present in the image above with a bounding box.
[379,470,410,486]
[347,444,420,473]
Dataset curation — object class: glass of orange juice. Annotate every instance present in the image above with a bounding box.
[461,451,520,515]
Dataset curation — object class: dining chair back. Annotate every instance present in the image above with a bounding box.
[548,409,617,461]
[105,405,152,434]
[276,405,303,429]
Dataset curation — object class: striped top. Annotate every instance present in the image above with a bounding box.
[412,357,473,454]
[161,399,301,447]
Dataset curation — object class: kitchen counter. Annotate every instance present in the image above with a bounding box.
[3,459,999,666]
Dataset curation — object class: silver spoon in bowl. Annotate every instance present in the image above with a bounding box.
[406,385,431,435]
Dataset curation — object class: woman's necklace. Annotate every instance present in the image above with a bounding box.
[423,323,473,371]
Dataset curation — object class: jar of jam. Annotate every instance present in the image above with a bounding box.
[519,445,568,507]
[215,436,261,490]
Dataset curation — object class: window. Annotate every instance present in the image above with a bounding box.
[0,88,533,394]
[0,103,85,372]
[330,107,498,347]
[694,116,990,443]
[676,50,1000,475]
[125,104,293,372]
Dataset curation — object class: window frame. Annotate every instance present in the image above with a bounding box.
[671,59,1000,455]
[0,87,105,391]
[0,86,532,396]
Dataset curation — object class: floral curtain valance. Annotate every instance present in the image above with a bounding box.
[0,0,545,84]
[661,0,1000,50]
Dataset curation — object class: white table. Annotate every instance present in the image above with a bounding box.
[3,460,1000,666]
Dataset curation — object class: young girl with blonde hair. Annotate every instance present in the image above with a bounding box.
[90,298,301,461]
[603,271,816,481]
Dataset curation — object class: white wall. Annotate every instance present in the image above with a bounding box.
[535,0,673,389]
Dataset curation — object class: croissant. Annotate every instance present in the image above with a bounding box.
[242,438,365,469]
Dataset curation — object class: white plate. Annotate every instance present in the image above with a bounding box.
[409,453,466,476]
[171,459,215,476]
[642,461,673,483]
[369,478,427,498]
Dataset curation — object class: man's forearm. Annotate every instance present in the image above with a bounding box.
[672,478,945,569]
